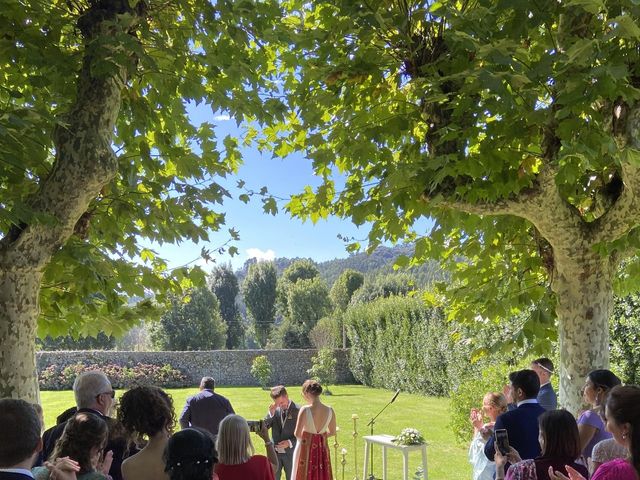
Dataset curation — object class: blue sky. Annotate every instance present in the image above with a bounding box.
[154,104,371,272]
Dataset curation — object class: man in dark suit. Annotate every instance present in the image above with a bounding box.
[485,369,546,468]
[264,386,299,480]
[531,357,557,411]
[42,370,126,480]
[0,398,43,479]
[179,377,234,436]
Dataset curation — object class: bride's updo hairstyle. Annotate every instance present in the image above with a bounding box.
[302,379,323,397]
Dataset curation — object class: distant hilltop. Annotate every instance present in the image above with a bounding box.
[235,243,444,287]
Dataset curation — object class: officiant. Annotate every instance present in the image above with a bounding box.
[264,385,299,480]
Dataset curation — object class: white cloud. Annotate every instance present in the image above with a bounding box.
[247,248,276,262]
[213,114,230,121]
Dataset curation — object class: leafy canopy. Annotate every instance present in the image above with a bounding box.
[1,0,290,337]
[230,0,640,351]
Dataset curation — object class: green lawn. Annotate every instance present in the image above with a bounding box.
[41,385,471,479]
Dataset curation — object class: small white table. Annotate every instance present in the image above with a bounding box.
[362,434,428,480]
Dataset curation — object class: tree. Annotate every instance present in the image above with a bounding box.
[37,333,115,351]
[210,264,243,349]
[276,259,320,315]
[0,0,284,399]
[150,287,227,351]
[329,269,364,347]
[237,1,640,411]
[330,269,365,311]
[243,261,277,347]
[282,277,332,348]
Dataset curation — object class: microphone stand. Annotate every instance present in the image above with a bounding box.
[366,390,400,480]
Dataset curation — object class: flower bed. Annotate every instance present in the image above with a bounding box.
[39,362,187,390]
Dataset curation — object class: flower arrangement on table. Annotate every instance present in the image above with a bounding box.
[393,427,426,446]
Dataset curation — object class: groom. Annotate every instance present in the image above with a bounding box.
[264,385,299,480]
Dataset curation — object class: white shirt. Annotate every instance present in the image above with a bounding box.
[516,399,539,407]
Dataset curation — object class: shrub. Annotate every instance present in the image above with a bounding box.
[447,363,512,444]
[309,316,341,349]
[251,355,273,389]
[344,295,453,396]
[38,362,187,390]
[307,348,337,394]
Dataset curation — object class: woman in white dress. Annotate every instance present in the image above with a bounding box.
[291,380,336,480]
[468,392,508,480]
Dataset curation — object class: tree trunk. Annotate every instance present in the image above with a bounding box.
[0,268,42,401]
[551,248,615,413]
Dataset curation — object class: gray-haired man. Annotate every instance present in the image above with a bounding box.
[42,370,125,480]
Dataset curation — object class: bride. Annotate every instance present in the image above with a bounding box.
[291,380,337,480]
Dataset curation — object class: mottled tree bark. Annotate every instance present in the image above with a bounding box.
[0,1,139,400]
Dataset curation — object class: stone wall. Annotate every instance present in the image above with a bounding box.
[37,349,354,387]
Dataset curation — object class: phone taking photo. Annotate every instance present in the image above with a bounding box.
[495,428,509,455]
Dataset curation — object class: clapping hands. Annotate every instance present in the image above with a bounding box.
[45,456,80,480]
[547,465,587,480]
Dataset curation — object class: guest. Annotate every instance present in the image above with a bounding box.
[590,437,628,475]
[291,380,336,480]
[577,370,621,463]
[469,392,508,480]
[42,371,126,480]
[494,409,588,480]
[164,428,217,480]
[0,399,43,480]
[118,386,175,480]
[179,377,234,436]
[214,415,277,479]
[264,386,299,480]
[33,412,111,480]
[549,385,640,480]
[485,370,546,469]
[531,359,557,411]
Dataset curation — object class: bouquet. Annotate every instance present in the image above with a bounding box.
[393,427,426,446]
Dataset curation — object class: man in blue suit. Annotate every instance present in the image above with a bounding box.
[485,370,546,467]
[179,376,235,436]
[531,358,557,411]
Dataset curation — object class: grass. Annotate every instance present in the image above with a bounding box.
[41,385,471,479]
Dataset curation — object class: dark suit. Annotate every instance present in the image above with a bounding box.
[179,389,234,436]
[485,401,546,466]
[0,472,34,480]
[42,408,126,480]
[537,383,557,411]
[264,402,299,480]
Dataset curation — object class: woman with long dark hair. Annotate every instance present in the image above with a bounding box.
[32,412,111,480]
[494,410,588,480]
[164,428,217,480]
[577,370,621,462]
[550,385,640,480]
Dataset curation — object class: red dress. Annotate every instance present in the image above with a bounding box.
[215,455,275,480]
[292,407,333,480]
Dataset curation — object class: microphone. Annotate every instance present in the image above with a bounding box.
[390,389,401,403]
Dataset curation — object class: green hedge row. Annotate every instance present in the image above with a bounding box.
[344,295,468,397]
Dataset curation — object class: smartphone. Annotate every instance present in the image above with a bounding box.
[495,428,509,455]
[247,419,264,433]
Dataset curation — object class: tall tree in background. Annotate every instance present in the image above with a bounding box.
[0,0,284,399]
[150,287,227,351]
[282,277,332,348]
[276,259,320,315]
[241,0,640,411]
[330,269,364,347]
[243,261,277,347]
[210,264,243,349]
